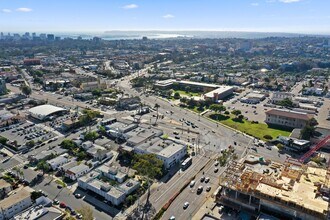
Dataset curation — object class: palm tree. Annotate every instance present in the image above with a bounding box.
[12,167,21,179]
[154,103,160,125]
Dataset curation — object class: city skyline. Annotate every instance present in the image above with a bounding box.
[1,0,330,34]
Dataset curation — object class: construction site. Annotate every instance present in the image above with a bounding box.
[217,154,330,220]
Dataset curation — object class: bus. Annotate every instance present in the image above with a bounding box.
[100,118,117,126]
[181,157,192,170]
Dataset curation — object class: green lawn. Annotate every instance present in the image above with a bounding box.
[209,114,291,141]
[173,90,201,97]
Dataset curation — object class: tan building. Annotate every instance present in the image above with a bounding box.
[0,179,12,199]
[265,108,313,128]
[217,155,330,220]
[0,188,32,220]
[80,78,107,92]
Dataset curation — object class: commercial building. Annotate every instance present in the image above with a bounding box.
[155,79,234,102]
[275,136,311,152]
[0,188,32,220]
[203,86,234,102]
[217,155,330,220]
[28,104,67,121]
[78,171,140,206]
[117,97,141,110]
[65,164,90,181]
[106,122,138,140]
[134,137,187,169]
[241,91,267,104]
[80,79,108,92]
[265,108,314,129]
[271,92,294,104]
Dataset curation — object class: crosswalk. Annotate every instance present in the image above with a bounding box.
[1,163,25,174]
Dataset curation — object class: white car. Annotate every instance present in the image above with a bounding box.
[183,202,189,209]
[190,180,195,187]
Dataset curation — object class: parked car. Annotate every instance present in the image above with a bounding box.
[183,202,190,209]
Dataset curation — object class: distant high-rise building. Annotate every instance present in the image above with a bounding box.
[40,33,46,40]
[32,33,36,38]
[13,33,20,40]
[0,78,7,95]
[47,34,55,41]
[55,36,61,41]
[77,36,82,40]
[92,37,101,43]
[142,36,148,41]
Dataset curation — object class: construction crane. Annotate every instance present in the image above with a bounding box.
[299,135,330,163]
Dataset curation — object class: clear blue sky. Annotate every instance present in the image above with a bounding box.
[1,0,329,34]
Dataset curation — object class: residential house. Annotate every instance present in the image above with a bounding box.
[47,154,69,170]
[65,164,90,181]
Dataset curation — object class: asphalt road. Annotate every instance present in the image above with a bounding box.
[162,156,223,220]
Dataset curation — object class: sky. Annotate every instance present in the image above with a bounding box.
[0,0,330,34]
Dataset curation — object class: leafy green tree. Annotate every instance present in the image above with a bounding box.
[173,92,181,99]
[26,140,35,148]
[301,125,315,140]
[187,98,197,108]
[237,114,244,121]
[20,84,32,96]
[60,139,76,150]
[0,136,8,145]
[84,131,99,142]
[133,154,163,207]
[37,160,50,174]
[92,89,102,97]
[231,110,242,117]
[209,104,226,120]
[278,98,294,107]
[301,119,318,140]
[31,191,43,201]
[98,126,106,135]
[77,151,87,161]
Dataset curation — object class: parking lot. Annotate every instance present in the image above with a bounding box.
[0,121,57,150]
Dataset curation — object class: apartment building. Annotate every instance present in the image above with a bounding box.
[265,108,314,128]
[0,188,32,220]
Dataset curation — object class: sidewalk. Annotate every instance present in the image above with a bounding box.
[192,196,219,220]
